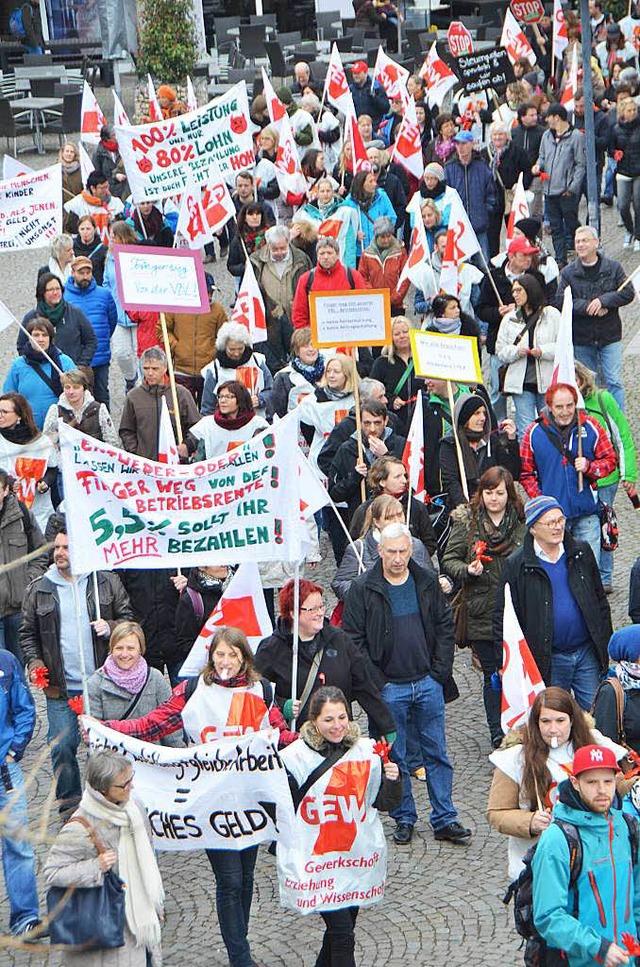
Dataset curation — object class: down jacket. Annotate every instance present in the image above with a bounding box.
[63,277,118,366]
[495,305,561,395]
[444,157,500,235]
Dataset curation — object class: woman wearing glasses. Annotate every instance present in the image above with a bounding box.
[21,272,97,376]
[185,380,268,460]
[255,578,396,737]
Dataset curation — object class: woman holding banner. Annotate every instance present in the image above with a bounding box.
[187,381,269,460]
[0,392,59,531]
[101,626,296,967]
[278,686,401,966]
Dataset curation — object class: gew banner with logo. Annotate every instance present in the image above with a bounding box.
[85,719,296,851]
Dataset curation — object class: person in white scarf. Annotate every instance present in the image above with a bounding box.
[44,751,164,966]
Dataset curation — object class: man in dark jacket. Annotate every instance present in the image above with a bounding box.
[21,529,133,815]
[444,130,499,260]
[328,400,406,521]
[494,496,612,710]
[348,60,389,127]
[573,90,611,204]
[343,523,471,846]
[64,256,117,408]
[511,102,546,217]
[317,378,389,477]
[556,227,634,410]
[119,568,186,685]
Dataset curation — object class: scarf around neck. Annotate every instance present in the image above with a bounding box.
[213,409,255,430]
[432,316,461,335]
[476,504,521,557]
[217,346,252,369]
[103,655,148,694]
[292,353,325,383]
[62,161,80,174]
[36,298,66,325]
[616,662,640,690]
[0,423,37,445]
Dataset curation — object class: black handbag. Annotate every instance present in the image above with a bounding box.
[46,815,126,950]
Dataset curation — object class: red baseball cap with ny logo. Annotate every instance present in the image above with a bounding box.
[572,745,619,776]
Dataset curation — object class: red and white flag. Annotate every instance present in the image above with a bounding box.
[399,194,437,296]
[402,391,426,503]
[391,97,424,179]
[78,142,94,185]
[298,450,330,519]
[506,172,530,242]
[274,114,307,200]
[501,9,537,67]
[439,226,461,296]
[419,43,457,109]
[560,44,578,114]
[324,44,355,115]
[501,583,545,732]
[372,46,409,103]
[202,166,236,234]
[261,68,287,131]
[186,76,198,113]
[317,205,359,265]
[157,396,179,465]
[175,173,212,248]
[179,563,273,676]
[80,80,107,145]
[446,191,481,261]
[147,74,163,122]
[345,110,371,174]
[2,155,33,180]
[112,90,130,128]
[551,287,585,405]
[553,0,569,61]
[231,259,267,342]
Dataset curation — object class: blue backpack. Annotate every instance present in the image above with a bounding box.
[8,5,26,38]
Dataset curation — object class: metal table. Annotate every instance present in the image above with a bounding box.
[9,96,62,154]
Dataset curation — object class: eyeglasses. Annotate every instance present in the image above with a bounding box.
[0,409,15,416]
[112,776,134,790]
[45,286,62,293]
[538,517,566,529]
[300,603,326,614]
[217,393,236,401]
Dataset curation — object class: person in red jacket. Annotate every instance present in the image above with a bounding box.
[358,216,409,316]
[291,237,366,329]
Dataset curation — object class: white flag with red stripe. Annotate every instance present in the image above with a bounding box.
[372,46,410,103]
[316,204,359,265]
[231,259,267,342]
[402,391,426,502]
[501,583,545,732]
[501,9,537,67]
[446,191,481,261]
[147,74,163,122]
[398,194,437,296]
[506,173,530,242]
[2,155,33,180]
[298,450,330,519]
[79,142,94,185]
[560,44,578,114]
[324,45,355,115]
[274,114,307,199]
[551,287,585,405]
[439,226,461,296]
[261,68,288,132]
[179,563,273,675]
[419,43,457,108]
[157,396,179,465]
[553,0,569,60]
[80,80,107,145]
[345,110,371,174]
[112,90,130,127]
[175,173,212,248]
[391,97,424,179]
[202,166,236,234]
[186,76,198,113]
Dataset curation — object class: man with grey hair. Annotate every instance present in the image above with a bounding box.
[292,61,312,94]
[556,226,634,409]
[343,522,470,847]
[358,216,409,315]
[292,235,366,329]
[119,346,200,460]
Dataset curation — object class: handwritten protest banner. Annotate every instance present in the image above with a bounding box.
[59,420,302,572]
[116,83,253,201]
[113,245,209,313]
[449,48,516,95]
[85,720,296,851]
[410,330,483,384]
[0,164,61,250]
[309,290,391,348]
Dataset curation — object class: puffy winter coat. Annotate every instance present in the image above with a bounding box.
[537,126,586,196]
[358,239,409,310]
[63,277,118,366]
[444,157,499,234]
[495,305,561,395]
[342,188,397,257]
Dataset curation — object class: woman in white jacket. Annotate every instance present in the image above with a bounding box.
[495,273,561,441]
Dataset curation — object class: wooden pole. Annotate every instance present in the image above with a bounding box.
[617,263,640,292]
[447,379,469,501]
[159,312,183,446]
[351,352,366,503]
[477,248,505,306]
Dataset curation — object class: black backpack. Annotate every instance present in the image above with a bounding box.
[504,814,639,955]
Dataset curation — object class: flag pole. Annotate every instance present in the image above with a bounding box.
[92,571,101,621]
[617,263,640,292]
[477,249,505,306]
[351,352,366,503]
[18,322,64,375]
[447,379,469,501]
[290,560,301,731]
[72,576,91,714]
[159,312,184,578]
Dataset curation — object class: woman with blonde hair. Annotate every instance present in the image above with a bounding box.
[58,141,82,231]
[371,316,416,436]
[300,354,357,472]
[40,233,74,284]
[421,198,442,252]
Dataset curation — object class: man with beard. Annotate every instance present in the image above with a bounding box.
[63,256,117,408]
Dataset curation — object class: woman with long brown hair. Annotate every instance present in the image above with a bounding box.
[442,466,526,748]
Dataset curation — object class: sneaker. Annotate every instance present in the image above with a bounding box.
[618,215,625,227]
[603,583,614,595]
[15,920,48,941]
[624,232,632,249]
[411,767,426,781]
[393,823,414,845]
[433,821,472,844]
[602,195,613,207]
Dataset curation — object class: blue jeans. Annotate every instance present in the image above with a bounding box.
[597,481,618,586]
[567,513,601,565]
[206,846,258,967]
[603,157,617,199]
[574,342,625,411]
[0,612,23,663]
[546,192,580,265]
[46,694,82,815]
[551,643,602,711]
[382,675,457,830]
[513,391,546,443]
[92,362,110,409]
[0,762,39,933]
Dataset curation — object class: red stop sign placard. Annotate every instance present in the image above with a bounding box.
[510,0,545,23]
[447,21,474,58]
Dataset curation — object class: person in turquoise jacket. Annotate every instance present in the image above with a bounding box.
[343,170,397,260]
[576,361,638,592]
[3,318,74,428]
[532,744,640,967]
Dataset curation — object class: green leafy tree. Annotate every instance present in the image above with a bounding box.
[136,0,198,84]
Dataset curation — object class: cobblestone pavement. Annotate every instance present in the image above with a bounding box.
[1,116,640,965]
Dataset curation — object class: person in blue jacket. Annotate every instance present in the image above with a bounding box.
[0,648,43,938]
[64,255,117,408]
[4,318,74,428]
[444,131,500,262]
[343,170,397,261]
[532,743,640,967]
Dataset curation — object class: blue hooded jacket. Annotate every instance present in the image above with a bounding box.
[0,650,35,764]
[533,778,640,966]
[444,156,499,235]
[64,277,117,367]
